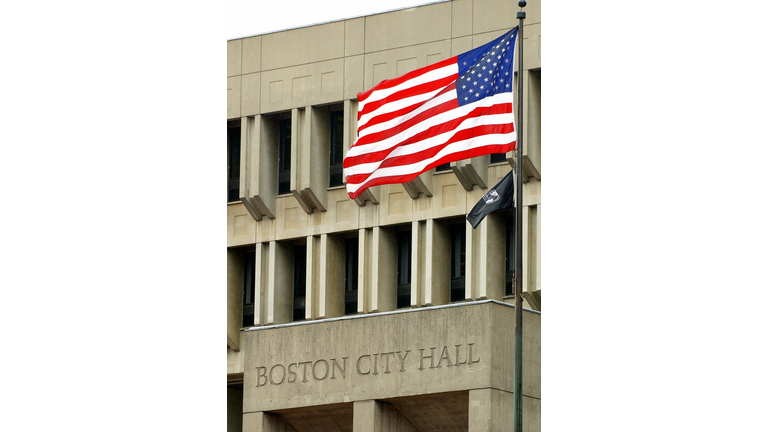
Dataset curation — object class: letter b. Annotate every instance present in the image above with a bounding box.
[255,366,268,387]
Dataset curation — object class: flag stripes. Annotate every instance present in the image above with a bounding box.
[344,28,518,199]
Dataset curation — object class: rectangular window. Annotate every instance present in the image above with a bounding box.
[490,152,507,164]
[505,213,515,296]
[397,230,412,309]
[278,118,291,195]
[293,244,306,322]
[344,238,358,315]
[435,162,451,172]
[242,250,255,327]
[329,110,344,187]
[450,222,466,302]
[227,121,241,203]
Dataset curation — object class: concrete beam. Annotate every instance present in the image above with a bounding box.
[353,400,418,432]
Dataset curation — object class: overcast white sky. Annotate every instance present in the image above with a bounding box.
[227,0,440,39]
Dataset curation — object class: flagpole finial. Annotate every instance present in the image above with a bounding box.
[518,0,526,7]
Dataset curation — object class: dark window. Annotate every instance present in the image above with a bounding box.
[505,214,515,296]
[293,245,306,321]
[227,122,241,202]
[450,222,466,302]
[345,238,358,315]
[278,118,291,195]
[435,162,451,172]
[490,152,507,164]
[329,110,344,187]
[397,230,412,309]
[242,251,255,327]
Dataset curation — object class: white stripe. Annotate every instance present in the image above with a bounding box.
[345,109,514,179]
[348,91,513,161]
[357,63,458,128]
[357,89,457,141]
[359,63,457,107]
[358,87,446,130]
[346,131,516,194]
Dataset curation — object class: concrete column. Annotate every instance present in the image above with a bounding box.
[243,412,296,432]
[239,116,260,221]
[358,228,371,313]
[253,243,267,325]
[291,106,330,213]
[522,204,540,310]
[411,220,425,306]
[467,213,505,301]
[466,219,478,301]
[227,249,244,350]
[402,170,433,199]
[424,219,449,306]
[452,155,489,191]
[319,233,344,318]
[267,241,293,324]
[526,69,541,173]
[534,205,541,293]
[305,235,318,320]
[289,107,306,211]
[307,105,329,209]
[371,226,397,312]
[353,400,418,432]
[247,114,277,219]
[468,388,514,432]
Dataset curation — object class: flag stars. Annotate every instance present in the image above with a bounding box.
[457,29,516,105]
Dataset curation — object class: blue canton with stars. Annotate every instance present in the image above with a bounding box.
[456,27,517,107]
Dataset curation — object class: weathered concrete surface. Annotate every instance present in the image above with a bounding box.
[242,301,540,413]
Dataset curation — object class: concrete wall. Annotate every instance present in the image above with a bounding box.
[228,1,542,430]
[226,0,542,315]
[241,301,539,412]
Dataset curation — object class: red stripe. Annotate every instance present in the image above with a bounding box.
[356,57,457,103]
[357,74,458,126]
[357,83,457,136]
[347,141,514,199]
[345,122,515,186]
[378,123,514,169]
[345,102,511,168]
[355,98,459,150]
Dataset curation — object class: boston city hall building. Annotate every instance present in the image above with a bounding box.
[227,1,541,431]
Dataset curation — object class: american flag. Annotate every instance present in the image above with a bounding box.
[344,27,518,200]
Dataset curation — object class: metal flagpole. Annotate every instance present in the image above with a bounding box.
[513,1,526,432]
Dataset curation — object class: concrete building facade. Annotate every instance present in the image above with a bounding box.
[227,1,541,431]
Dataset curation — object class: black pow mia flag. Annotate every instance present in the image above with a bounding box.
[466,170,515,229]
